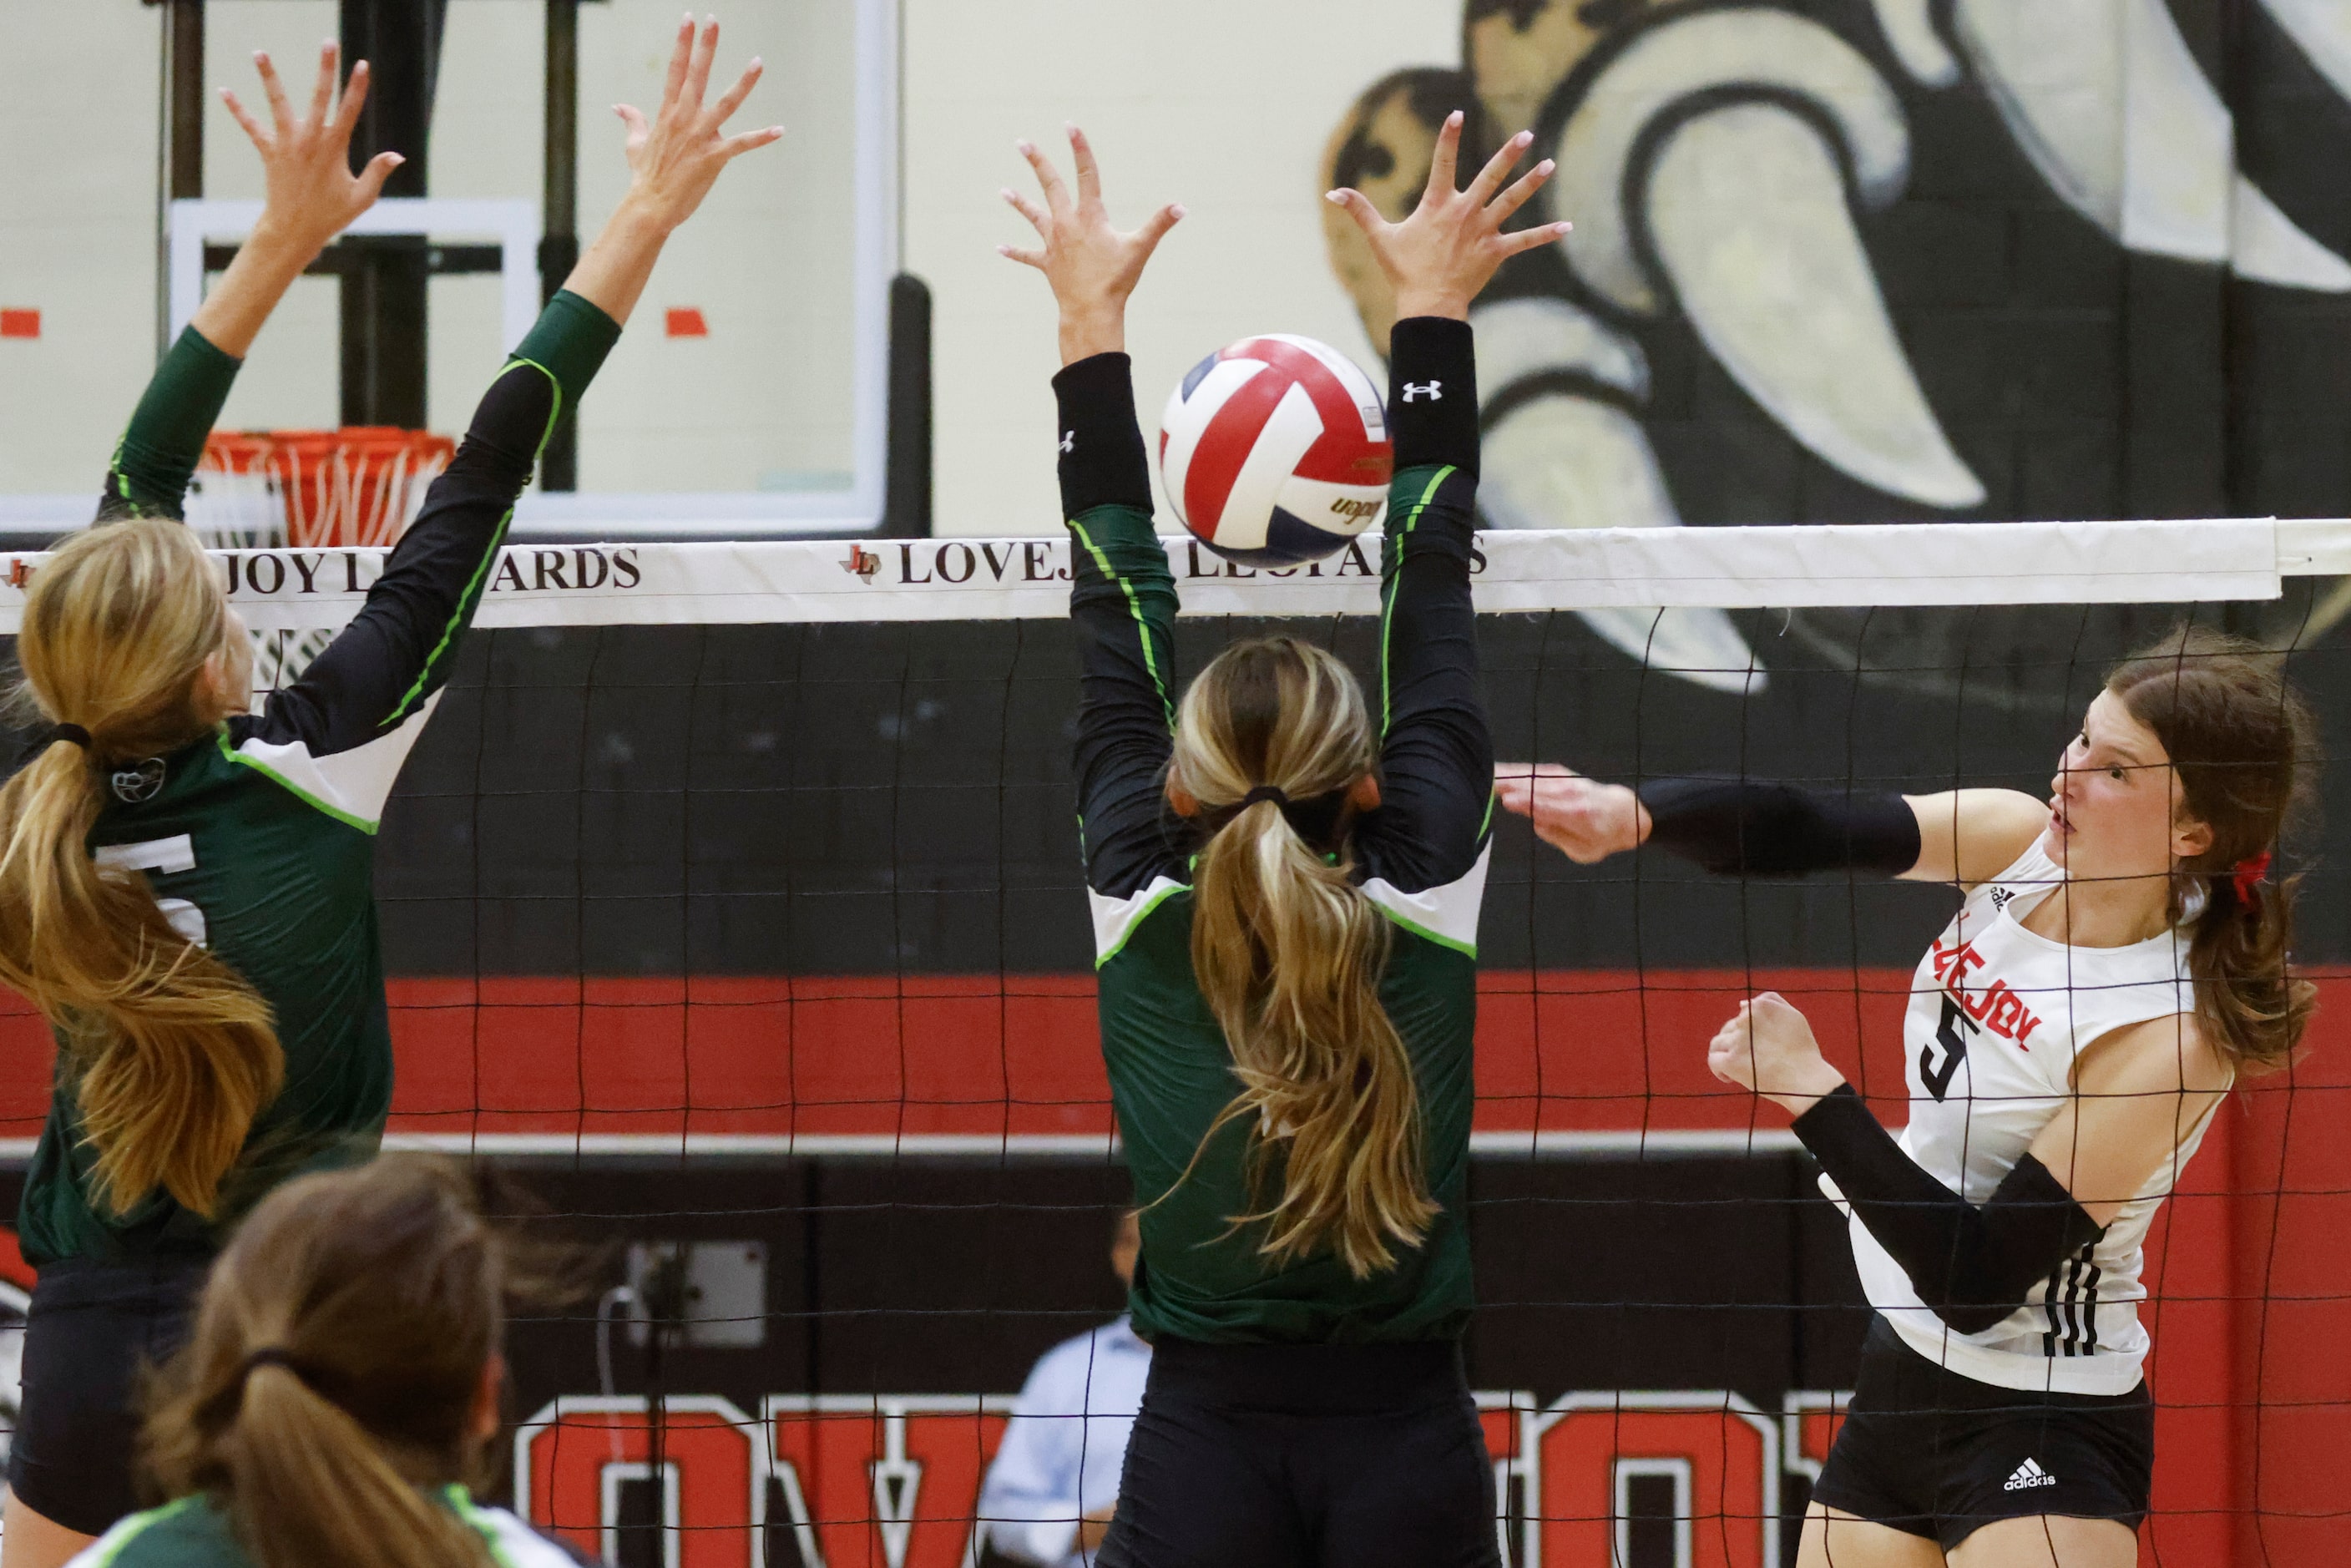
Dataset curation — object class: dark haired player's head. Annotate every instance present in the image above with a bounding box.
[2095,626,2318,1071]
[141,1156,513,1568]
[0,518,278,1224]
[1162,637,1435,1281]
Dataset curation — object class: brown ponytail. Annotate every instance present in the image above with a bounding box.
[142,1157,505,1568]
[1169,637,1438,1278]
[0,518,280,1217]
[2107,626,2318,1073]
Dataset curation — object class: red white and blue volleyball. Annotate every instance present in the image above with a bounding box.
[1159,335,1392,566]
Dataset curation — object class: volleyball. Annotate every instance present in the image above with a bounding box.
[1158,335,1393,566]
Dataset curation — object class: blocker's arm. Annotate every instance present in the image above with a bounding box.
[99,43,399,522]
[1796,1085,2107,1335]
[1369,317,1489,891]
[245,294,621,768]
[1059,352,1182,899]
[244,18,778,771]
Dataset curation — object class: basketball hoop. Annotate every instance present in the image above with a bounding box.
[188,427,455,551]
[186,427,456,698]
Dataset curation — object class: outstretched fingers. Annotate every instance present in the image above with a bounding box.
[1463,130,1532,207]
[658,14,695,118]
[333,60,373,139]
[1003,187,1051,240]
[1486,156,1553,226]
[220,88,270,151]
[997,241,1048,271]
[1067,124,1103,211]
[1135,201,1186,253]
[306,40,340,129]
[708,57,765,129]
[1499,217,1572,260]
[682,16,720,116]
[1323,187,1389,240]
[353,149,404,206]
[1017,139,1074,218]
[255,51,296,136]
[720,124,786,161]
[614,102,652,150]
[1420,109,1464,204]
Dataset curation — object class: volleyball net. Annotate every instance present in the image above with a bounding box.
[2,518,2348,1566]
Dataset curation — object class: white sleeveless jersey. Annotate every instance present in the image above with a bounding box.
[1829,837,2224,1394]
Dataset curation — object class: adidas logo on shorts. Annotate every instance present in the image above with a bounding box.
[2003,1459,2059,1492]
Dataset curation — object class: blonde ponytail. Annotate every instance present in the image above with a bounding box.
[0,518,280,1216]
[144,1158,505,1568]
[1171,637,1438,1278]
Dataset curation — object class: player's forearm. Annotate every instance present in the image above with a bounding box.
[1636,780,1923,879]
[559,196,677,330]
[1388,316,1479,481]
[189,221,321,361]
[1797,1085,2104,1334]
[98,326,245,522]
[1055,352,1153,518]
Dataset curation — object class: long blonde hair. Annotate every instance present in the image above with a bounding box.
[143,1157,504,1568]
[1170,636,1437,1278]
[0,518,280,1217]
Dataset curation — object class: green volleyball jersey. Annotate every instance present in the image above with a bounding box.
[71,1490,584,1568]
[1054,319,1491,1343]
[18,293,620,1266]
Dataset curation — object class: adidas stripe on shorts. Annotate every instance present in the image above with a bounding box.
[1809,1316,2154,1550]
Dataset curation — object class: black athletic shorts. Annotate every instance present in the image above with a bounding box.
[1097,1337,1500,1568]
[1811,1315,2155,1551]
[8,1257,209,1537]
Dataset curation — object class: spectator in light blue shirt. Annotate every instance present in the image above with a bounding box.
[978,1212,1150,1566]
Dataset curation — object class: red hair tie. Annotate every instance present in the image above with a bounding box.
[2232,852,2273,903]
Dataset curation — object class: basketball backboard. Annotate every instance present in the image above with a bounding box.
[0,0,899,539]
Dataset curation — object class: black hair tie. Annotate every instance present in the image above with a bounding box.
[43,723,90,750]
[1240,785,1290,810]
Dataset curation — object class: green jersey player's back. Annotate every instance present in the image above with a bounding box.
[1057,316,1492,1345]
[72,1490,585,1568]
[24,737,388,1262]
[18,291,621,1267]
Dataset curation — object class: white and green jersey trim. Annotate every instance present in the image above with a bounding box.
[65,1499,201,1568]
[220,689,445,836]
[1363,841,1490,959]
[451,1489,581,1568]
[1089,873,1190,967]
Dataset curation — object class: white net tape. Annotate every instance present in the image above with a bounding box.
[3,518,2342,638]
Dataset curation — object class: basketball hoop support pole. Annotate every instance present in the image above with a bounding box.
[540,0,582,492]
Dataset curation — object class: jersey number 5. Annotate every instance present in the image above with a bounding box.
[1923,995,1979,1101]
[94,834,207,947]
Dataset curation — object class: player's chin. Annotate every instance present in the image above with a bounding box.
[2039,820,2069,866]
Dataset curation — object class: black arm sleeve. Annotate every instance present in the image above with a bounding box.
[248,292,620,757]
[1363,316,1490,893]
[1795,1085,2106,1335]
[1059,353,1184,899]
[96,326,243,522]
[1637,778,1922,878]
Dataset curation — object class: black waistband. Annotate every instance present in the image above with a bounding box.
[1145,1337,1470,1414]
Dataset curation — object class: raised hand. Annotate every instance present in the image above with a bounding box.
[221,42,402,260]
[999,127,1185,365]
[611,15,785,236]
[561,15,784,328]
[1326,114,1568,321]
[1706,994,1846,1115]
[1493,762,1648,864]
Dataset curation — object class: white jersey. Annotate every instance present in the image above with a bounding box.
[1830,837,2224,1395]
